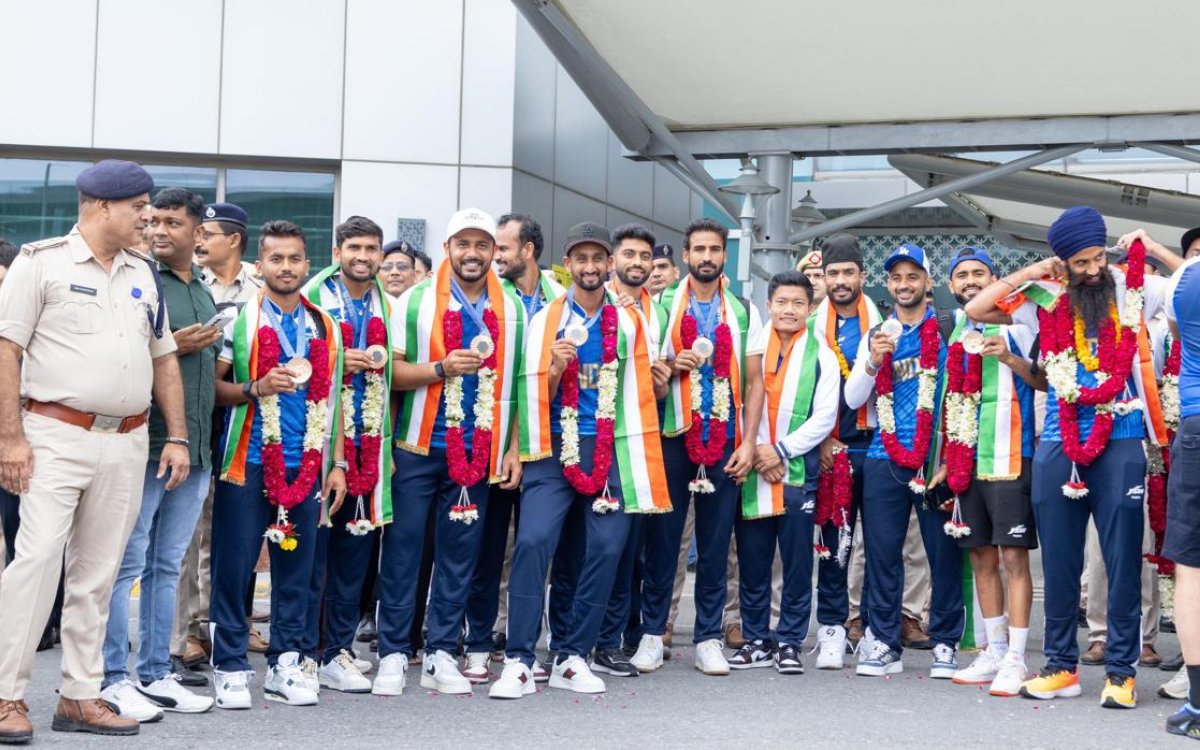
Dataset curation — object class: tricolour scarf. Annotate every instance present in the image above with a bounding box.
[809,294,882,434]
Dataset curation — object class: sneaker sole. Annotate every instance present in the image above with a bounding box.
[591,664,639,677]
[548,676,605,694]
[50,717,139,736]
[630,660,662,674]
[951,675,996,685]
[461,672,491,685]
[856,663,904,677]
[728,660,774,670]
[370,683,404,697]
[930,667,957,680]
[488,682,536,699]
[318,681,372,694]
[694,665,731,676]
[1159,687,1187,699]
[1101,695,1137,709]
[214,698,252,710]
[989,687,1020,697]
[1019,684,1082,700]
[815,659,844,670]
[263,690,317,706]
[418,676,472,694]
[775,665,804,675]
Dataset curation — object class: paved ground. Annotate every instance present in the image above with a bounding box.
[14,566,1192,749]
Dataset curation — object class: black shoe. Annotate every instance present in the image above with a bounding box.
[369,636,378,653]
[592,648,638,677]
[728,640,774,669]
[490,631,506,662]
[355,614,376,643]
[775,644,804,675]
[542,650,558,675]
[1161,652,1185,672]
[169,656,208,687]
[621,642,638,659]
[1166,705,1200,739]
[1077,606,1087,629]
[1160,615,1177,634]
[36,626,59,653]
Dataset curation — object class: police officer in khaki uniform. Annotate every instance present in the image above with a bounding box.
[0,160,191,742]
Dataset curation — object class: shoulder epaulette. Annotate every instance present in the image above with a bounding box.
[20,236,68,256]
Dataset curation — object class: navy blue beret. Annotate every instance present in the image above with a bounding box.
[202,202,248,227]
[75,160,154,200]
[382,240,416,259]
[652,243,673,260]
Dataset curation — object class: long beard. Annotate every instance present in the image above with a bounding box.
[1068,267,1117,329]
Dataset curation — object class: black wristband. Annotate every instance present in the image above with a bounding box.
[243,380,255,399]
[434,361,446,380]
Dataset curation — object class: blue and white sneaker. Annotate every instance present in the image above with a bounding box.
[856,639,903,677]
[930,643,958,679]
[1166,703,1200,740]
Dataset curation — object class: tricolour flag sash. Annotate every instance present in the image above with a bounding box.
[659,277,751,440]
[503,270,567,319]
[742,325,821,519]
[517,292,670,513]
[220,290,344,523]
[303,266,395,524]
[809,294,882,434]
[947,313,1023,481]
[391,261,524,481]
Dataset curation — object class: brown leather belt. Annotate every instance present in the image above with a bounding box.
[25,400,148,434]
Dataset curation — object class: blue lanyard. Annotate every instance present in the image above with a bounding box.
[523,288,545,317]
[564,289,605,334]
[450,278,489,332]
[334,278,372,349]
[688,292,721,338]
[262,298,308,360]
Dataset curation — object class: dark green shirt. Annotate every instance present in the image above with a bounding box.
[149,263,219,468]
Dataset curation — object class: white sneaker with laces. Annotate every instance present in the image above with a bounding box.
[988,652,1028,697]
[301,656,321,693]
[549,655,606,694]
[137,674,214,713]
[462,652,491,684]
[213,669,253,710]
[694,639,731,676]
[929,643,958,680]
[371,653,407,696]
[532,660,550,683]
[1159,669,1190,699]
[100,679,164,723]
[420,650,472,694]
[630,634,664,673]
[265,652,319,706]
[952,648,1002,685]
[489,659,536,699]
[815,625,846,670]
[319,650,372,693]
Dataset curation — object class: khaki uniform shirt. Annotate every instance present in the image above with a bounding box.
[0,226,176,417]
[203,261,262,309]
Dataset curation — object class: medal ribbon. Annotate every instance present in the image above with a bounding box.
[262,298,308,360]
[335,277,372,349]
[564,289,604,336]
[450,277,490,335]
[688,292,721,338]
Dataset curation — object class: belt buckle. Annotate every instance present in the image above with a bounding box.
[92,414,123,433]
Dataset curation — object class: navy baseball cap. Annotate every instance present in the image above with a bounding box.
[948,246,997,277]
[75,160,154,200]
[564,222,611,255]
[883,243,931,274]
[202,202,248,227]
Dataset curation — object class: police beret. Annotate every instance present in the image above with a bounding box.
[652,243,673,261]
[382,240,416,259]
[202,202,248,227]
[75,160,154,200]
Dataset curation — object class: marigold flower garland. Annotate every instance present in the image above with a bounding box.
[940,339,983,537]
[815,447,853,564]
[340,317,387,534]
[875,317,940,494]
[559,304,620,513]
[1038,239,1146,498]
[258,324,332,551]
[443,307,500,523]
[680,313,733,495]
[1146,337,1181,575]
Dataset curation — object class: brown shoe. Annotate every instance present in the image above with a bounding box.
[1139,643,1162,667]
[723,622,745,649]
[845,617,864,645]
[901,616,932,650]
[1081,640,1106,665]
[248,629,269,653]
[51,698,138,737]
[181,635,211,667]
[0,699,32,744]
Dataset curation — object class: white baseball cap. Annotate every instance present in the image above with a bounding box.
[445,208,497,242]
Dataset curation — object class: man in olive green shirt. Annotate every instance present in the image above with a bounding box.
[101,188,220,719]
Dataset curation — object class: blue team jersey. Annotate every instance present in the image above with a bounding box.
[1169,258,1200,419]
[1041,323,1144,442]
[550,300,604,436]
[327,287,371,444]
[246,300,318,468]
[431,311,481,451]
[693,297,736,441]
[867,309,947,461]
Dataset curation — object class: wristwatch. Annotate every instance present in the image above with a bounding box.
[433,361,447,380]
[242,381,256,399]
[165,436,190,447]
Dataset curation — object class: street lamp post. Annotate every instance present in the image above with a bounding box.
[718,158,779,309]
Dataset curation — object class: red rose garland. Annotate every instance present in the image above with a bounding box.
[444,308,500,489]
[1146,337,1181,575]
[680,314,734,467]
[340,316,387,499]
[875,317,940,472]
[560,305,618,498]
[944,341,983,496]
[815,447,853,564]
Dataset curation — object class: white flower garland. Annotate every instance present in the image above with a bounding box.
[1162,372,1181,431]
[1043,281,1145,407]
[260,391,329,455]
[686,365,731,495]
[876,393,896,433]
[343,372,386,441]
[560,358,620,513]
[944,389,981,449]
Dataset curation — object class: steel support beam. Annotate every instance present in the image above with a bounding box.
[1133,142,1200,166]
[788,144,1090,245]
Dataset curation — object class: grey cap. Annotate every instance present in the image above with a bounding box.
[564,221,611,255]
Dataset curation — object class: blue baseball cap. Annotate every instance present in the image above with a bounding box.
[883,243,930,274]
[948,246,997,277]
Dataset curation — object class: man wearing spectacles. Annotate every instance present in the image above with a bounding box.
[380,241,417,299]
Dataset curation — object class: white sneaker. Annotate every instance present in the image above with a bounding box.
[137,674,214,713]
[952,648,1002,685]
[815,625,846,670]
[371,653,407,696]
[319,650,372,693]
[989,652,1028,697]
[462,652,491,684]
[1159,669,1190,699]
[301,656,320,693]
[354,656,374,675]
[419,650,472,694]
[265,652,319,706]
[100,679,164,723]
[929,643,958,680]
[213,669,253,710]
[549,654,606,694]
[630,634,664,673]
[488,659,536,700]
[694,639,731,676]
[532,660,550,683]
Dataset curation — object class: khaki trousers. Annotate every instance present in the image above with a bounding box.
[0,413,147,700]
[1084,508,1160,644]
[848,507,930,622]
[667,503,696,629]
[495,515,517,631]
[171,480,215,654]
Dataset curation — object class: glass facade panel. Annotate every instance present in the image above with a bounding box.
[144,165,218,203]
[0,158,91,246]
[226,169,336,270]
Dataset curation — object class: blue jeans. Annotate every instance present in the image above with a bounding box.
[103,463,210,685]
